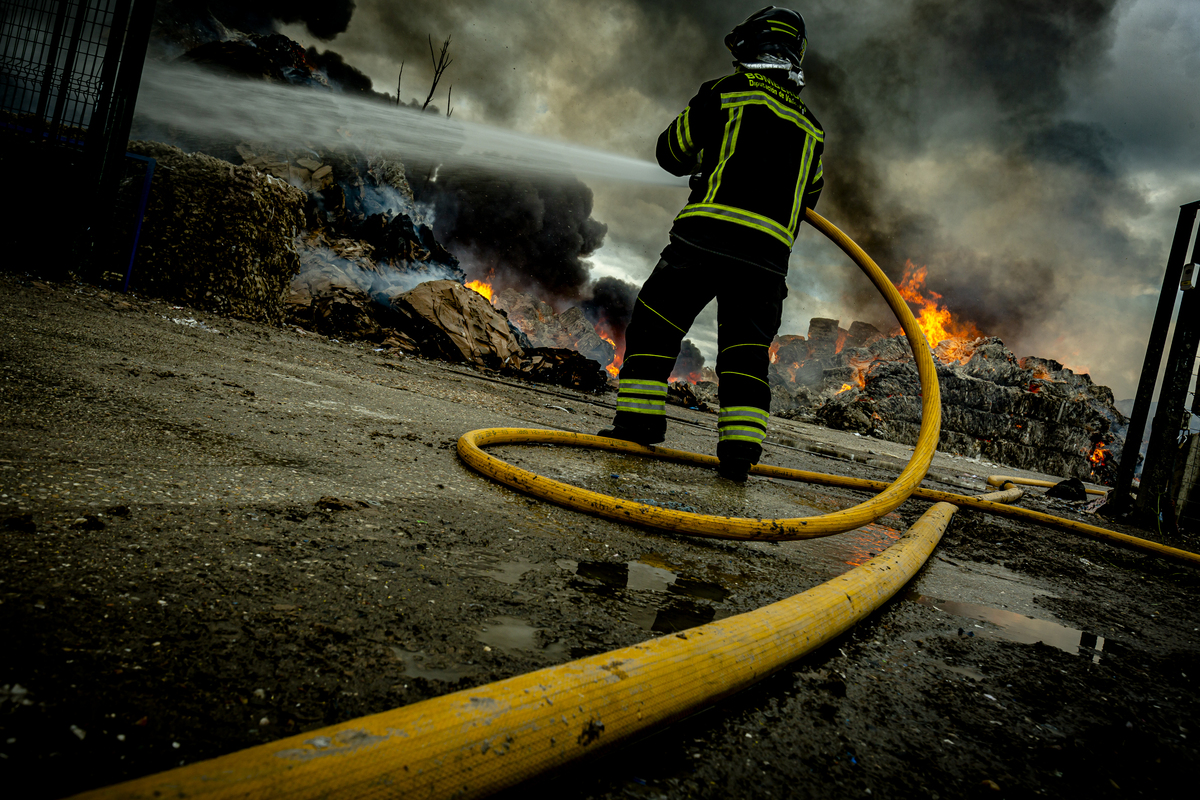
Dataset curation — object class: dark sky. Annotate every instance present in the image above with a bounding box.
[269,0,1200,398]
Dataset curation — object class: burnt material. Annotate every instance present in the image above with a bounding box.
[772,329,1126,482]
[1046,478,1088,501]
[494,288,615,369]
[502,348,609,394]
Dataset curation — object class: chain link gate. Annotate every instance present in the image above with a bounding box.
[1,0,156,281]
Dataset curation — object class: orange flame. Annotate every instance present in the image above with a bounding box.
[896,261,982,348]
[465,280,494,303]
[834,328,849,354]
[592,322,623,378]
[1088,441,1109,467]
[836,383,853,394]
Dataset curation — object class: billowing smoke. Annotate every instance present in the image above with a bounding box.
[797,0,1130,340]
[306,47,377,97]
[670,339,706,382]
[415,171,608,303]
[155,0,356,41]
[582,276,640,340]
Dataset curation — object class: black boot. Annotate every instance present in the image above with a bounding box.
[596,425,664,446]
[717,440,760,482]
[718,457,752,483]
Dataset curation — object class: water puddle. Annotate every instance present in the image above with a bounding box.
[478,615,567,658]
[925,658,986,681]
[836,522,905,566]
[773,520,905,576]
[563,558,731,602]
[558,556,733,634]
[390,647,479,682]
[626,601,724,634]
[466,557,537,585]
[907,592,1105,661]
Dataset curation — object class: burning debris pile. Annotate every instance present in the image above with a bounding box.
[493,289,615,369]
[768,317,1125,483]
[490,286,715,400]
[118,30,614,392]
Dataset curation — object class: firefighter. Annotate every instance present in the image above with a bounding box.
[599,6,825,482]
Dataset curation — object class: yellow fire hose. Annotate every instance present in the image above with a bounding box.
[70,209,1197,800]
[453,431,1200,567]
[987,474,1107,495]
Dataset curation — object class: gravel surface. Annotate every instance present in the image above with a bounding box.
[1,273,1197,800]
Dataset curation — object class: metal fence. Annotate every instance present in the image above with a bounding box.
[1,0,155,279]
[2,0,120,142]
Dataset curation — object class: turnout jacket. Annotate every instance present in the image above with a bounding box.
[657,70,824,275]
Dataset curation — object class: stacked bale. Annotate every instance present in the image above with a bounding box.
[126,141,306,324]
[811,335,1123,480]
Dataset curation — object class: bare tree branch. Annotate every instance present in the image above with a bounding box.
[396,61,404,106]
[446,85,453,117]
[422,34,453,112]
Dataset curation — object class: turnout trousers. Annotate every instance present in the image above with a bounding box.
[612,245,787,465]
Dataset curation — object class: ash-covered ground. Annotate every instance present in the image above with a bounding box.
[1,273,1197,800]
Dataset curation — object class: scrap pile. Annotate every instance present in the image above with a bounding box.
[768,318,1125,482]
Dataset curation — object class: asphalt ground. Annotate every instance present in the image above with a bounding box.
[1,273,1197,800]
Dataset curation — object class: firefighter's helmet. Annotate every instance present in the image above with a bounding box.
[725,6,807,71]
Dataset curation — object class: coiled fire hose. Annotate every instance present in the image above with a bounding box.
[73,210,1199,800]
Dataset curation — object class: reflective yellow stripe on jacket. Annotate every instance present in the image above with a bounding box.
[675,87,823,248]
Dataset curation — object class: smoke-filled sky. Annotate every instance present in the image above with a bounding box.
[267,0,1200,399]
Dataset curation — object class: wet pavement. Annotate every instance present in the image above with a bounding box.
[1,273,1197,800]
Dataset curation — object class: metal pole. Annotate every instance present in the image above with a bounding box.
[31,0,71,137]
[46,0,91,144]
[120,152,155,292]
[1137,217,1200,526]
[82,0,131,162]
[1108,202,1200,515]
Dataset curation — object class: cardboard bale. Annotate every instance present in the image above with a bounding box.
[126,141,306,325]
[387,280,524,369]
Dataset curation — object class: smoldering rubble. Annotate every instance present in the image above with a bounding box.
[766,318,1125,482]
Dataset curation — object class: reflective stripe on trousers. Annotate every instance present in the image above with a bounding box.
[719,405,768,445]
[617,379,668,417]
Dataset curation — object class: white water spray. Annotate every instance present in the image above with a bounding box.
[135,63,688,188]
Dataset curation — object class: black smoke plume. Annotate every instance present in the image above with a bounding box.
[155,0,355,41]
[153,1,389,103]
[415,171,608,303]
[795,0,1126,339]
[670,339,706,382]
[582,276,640,340]
[306,47,381,98]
